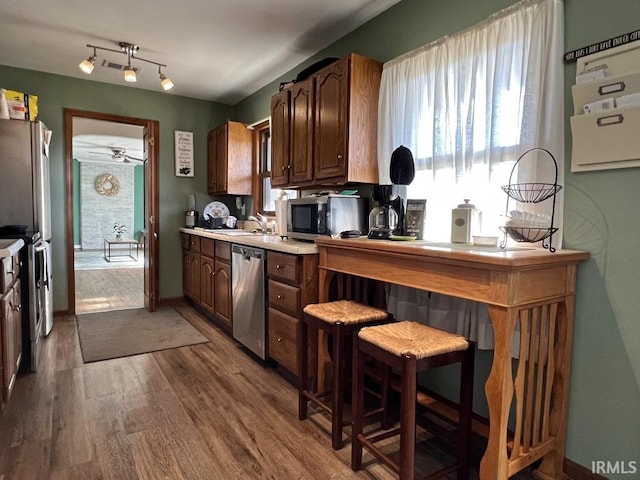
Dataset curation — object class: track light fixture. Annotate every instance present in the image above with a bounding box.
[78,42,174,91]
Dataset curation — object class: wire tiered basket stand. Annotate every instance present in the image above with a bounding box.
[499,148,562,253]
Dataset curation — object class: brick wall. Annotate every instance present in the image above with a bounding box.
[80,163,135,250]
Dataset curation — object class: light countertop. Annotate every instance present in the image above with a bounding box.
[180,228,318,255]
[0,238,24,257]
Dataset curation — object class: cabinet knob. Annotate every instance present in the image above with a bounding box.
[287,165,292,169]
[276,264,282,269]
[337,154,343,160]
[277,294,283,299]
[277,337,282,342]
[281,166,286,171]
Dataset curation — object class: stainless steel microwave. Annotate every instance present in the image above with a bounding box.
[287,194,368,241]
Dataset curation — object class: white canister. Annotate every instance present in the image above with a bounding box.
[274,191,288,236]
[451,199,482,243]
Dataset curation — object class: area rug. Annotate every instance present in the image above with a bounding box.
[76,307,209,363]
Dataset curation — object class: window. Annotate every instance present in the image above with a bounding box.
[378,0,564,245]
[252,120,297,214]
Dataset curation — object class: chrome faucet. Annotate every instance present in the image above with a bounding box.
[247,212,268,232]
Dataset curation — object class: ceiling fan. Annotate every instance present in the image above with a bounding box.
[88,147,144,163]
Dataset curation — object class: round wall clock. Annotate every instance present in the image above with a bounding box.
[95,173,120,196]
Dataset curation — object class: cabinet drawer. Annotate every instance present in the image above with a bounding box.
[201,238,215,258]
[267,251,298,284]
[268,279,300,317]
[215,241,231,261]
[268,308,298,374]
[180,232,190,250]
[189,235,201,253]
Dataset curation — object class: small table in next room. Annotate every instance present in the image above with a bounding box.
[103,237,139,262]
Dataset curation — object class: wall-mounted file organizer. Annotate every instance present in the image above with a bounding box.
[570,43,640,172]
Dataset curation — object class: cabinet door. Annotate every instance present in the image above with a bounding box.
[182,248,191,296]
[200,256,215,313]
[214,260,232,329]
[214,125,228,194]
[314,58,348,181]
[189,252,201,302]
[289,78,315,185]
[270,91,290,187]
[1,283,21,401]
[207,129,217,195]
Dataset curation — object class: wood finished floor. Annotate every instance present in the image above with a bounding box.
[75,267,144,314]
[0,303,538,479]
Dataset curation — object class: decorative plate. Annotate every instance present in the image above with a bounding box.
[203,201,230,220]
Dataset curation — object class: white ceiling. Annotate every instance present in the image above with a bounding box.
[73,118,143,165]
[0,0,400,104]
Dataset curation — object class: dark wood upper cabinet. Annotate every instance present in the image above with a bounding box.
[270,53,381,188]
[207,121,252,195]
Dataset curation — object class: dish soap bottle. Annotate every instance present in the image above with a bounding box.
[451,199,481,243]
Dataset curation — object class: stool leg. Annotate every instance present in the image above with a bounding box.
[331,323,345,450]
[399,354,417,480]
[457,344,475,480]
[298,317,309,421]
[380,362,392,429]
[351,334,364,471]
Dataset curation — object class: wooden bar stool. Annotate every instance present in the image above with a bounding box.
[352,321,475,480]
[298,299,390,450]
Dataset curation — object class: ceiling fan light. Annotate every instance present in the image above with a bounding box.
[79,56,95,74]
[160,73,174,91]
[124,66,137,82]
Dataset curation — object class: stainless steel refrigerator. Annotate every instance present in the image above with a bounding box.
[0,119,54,371]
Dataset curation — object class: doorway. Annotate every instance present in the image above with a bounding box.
[64,109,159,315]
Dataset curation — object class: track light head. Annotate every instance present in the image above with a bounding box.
[79,47,97,74]
[158,66,174,91]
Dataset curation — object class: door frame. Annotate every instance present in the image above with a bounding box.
[64,108,160,314]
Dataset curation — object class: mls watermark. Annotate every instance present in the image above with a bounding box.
[592,460,637,475]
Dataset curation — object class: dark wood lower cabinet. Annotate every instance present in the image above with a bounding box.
[266,251,318,377]
[181,232,319,380]
[1,251,22,409]
[181,233,232,330]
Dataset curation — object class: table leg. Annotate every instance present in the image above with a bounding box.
[480,305,516,479]
[534,296,575,480]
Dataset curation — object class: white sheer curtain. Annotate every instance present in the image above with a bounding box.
[378,0,564,349]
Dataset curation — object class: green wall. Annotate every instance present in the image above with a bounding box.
[234,0,640,474]
[0,65,233,307]
[2,0,639,473]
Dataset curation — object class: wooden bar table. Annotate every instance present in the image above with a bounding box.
[314,237,589,479]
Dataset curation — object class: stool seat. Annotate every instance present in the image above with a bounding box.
[299,299,391,450]
[303,299,388,325]
[359,321,469,359]
[352,321,475,480]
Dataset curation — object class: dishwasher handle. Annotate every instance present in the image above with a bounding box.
[232,244,264,260]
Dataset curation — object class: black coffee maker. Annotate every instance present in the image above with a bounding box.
[368,146,415,239]
[368,185,400,239]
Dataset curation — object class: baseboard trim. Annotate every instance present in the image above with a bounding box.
[564,458,607,480]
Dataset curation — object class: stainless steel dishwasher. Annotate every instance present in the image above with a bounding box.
[231,244,266,359]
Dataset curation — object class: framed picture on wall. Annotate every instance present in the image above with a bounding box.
[174,130,194,177]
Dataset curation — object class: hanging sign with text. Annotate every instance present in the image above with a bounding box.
[174,130,194,177]
[564,29,640,63]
